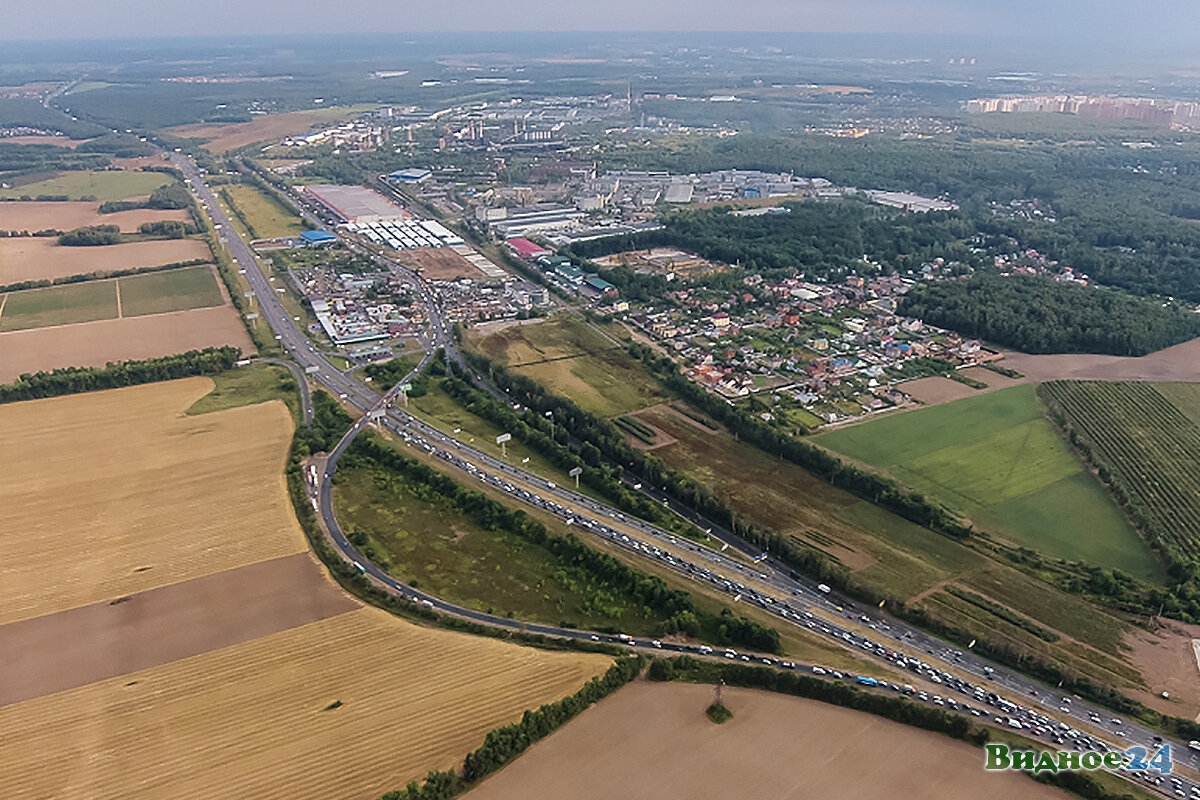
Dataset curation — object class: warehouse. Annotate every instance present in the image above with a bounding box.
[303,184,406,224]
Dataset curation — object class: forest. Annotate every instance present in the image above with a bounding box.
[604,133,1200,302]
[899,275,1200,355]
[565,200,980,280]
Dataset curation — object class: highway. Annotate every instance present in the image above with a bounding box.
[174,152,1198,796]
[255,357,313,426]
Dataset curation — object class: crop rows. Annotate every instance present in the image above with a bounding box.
[1039,381,1200,564]
[0,608,609,800]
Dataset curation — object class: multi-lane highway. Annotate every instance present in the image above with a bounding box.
[175,153,1198,795]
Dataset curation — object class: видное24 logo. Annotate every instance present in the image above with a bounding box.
[985,743,1173,775]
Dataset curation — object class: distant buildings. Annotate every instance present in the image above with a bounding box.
[966,94,1200,129]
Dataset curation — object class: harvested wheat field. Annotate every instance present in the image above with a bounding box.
[0,305,253,382]
[0,552,359,706]
[0,236,210,284]
[0,605,611,800]
[466,682,1069,800]
[0,200,191,234]
[0,378,300,625]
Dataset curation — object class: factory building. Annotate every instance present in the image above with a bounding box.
[303,184,406,224]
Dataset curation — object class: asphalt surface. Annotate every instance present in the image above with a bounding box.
[174,153,1199,796]
[253,357,313,426]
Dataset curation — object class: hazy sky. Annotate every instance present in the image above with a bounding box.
[4,0,1199,44]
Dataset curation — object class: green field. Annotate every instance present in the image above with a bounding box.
[119,266,224,316]
[223,184,306,239]
[816,385,1158,579]
[332,454,663,632]
[0,280,117,331]
[0,265,225,330]
[0,170,174,202]
[633,400,1137,688]
[187,364,300,423]
[466,316,667,416]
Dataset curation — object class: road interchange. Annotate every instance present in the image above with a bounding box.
[174,152,1200,796]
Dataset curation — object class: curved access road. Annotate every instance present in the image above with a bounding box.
[172,151,1195,797]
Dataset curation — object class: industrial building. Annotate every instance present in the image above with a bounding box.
[389,168,432,183]
[299,230,337,247]
[303,184,406,224]
[506,237,550,259]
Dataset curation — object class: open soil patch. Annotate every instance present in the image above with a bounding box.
[463,682,1069,800]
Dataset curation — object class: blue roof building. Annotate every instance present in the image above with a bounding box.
[300,230,337,246]
[390,168,432,183]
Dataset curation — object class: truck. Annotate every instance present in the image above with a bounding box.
[817,583,831,594]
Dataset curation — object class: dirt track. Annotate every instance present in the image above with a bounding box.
[465,682,1069,800]
[0,304,253,382]
[0,552,358,707]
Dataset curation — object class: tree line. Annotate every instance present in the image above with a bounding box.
[649,655,977,742]
[375,657,644,800]
[344,434,781,652]
[0,347,242,403]
[438,367,693,536]
[0,258,207,295]
[900,275,1200,356]
[59,224,120,246]
[455,346,1200,733]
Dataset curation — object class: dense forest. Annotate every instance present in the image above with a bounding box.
[0,347,241,403]
[604,134,1200,302]
[900,275,1200,355]
[566,201,980,280]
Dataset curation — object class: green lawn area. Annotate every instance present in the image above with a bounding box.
[636,398,1146,689]
[465,315,667,416]
[332,458,662,632]
[118,265,224,316]
[0,280,117,331]
[0,170,174,202]
[223,184,307,239]
[186,364,300,424]
[815,385,1158,579]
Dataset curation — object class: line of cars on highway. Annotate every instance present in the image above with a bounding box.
[178,155,1198,799]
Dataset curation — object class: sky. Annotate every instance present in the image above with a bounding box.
[4,0,1199,48]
